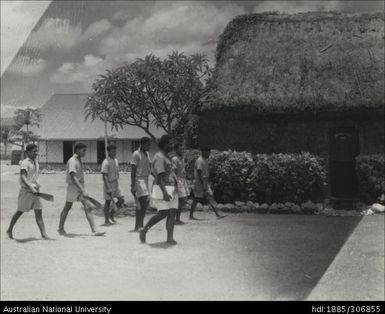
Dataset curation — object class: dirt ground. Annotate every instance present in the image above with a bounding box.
[0,168,383,300]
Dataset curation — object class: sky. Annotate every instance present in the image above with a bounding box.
[1,0,383,117]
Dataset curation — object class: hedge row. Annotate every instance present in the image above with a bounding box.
[39,163,132,173]
[356,154,385,204]
[185,150,327,204]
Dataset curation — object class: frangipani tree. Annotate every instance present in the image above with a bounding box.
[85,51,212,143]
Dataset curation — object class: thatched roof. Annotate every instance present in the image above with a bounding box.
[204,11,384,113]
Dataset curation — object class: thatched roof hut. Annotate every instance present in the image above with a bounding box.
[194,12,384,199]
[204,11,384,113]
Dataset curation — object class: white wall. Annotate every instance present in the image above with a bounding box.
[118,139,158,162]
[37,141,48,163]
[110,140,149,163]
[114,140,125,163]
[37,139,159,164]
[46,141,63,163]
[80,140,97,163]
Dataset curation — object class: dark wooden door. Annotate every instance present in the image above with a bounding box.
[63,141,73,164]
[97,141,105,164]
[329,127,359,198]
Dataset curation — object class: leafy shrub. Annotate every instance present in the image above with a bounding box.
[356,154,385,204]
[184,149,202,180]
[209,151,255,203]
[39,163,132,173]
[184,149,327,203]
[250,153,327,204]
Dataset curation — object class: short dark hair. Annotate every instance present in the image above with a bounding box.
[201,146,211,152]
[25,143,37,152]
[140,137,151,145]
[107,144,117,152]
[158,135,171,150]
[74,142,87,151]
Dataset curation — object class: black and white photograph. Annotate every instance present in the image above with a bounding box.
[0,0,384,306]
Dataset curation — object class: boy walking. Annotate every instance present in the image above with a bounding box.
[7,144,50,240]
[189,147,225,220]
[130,137,151,232]
[172,143,189,225]
[139,135,178,245]
[101,144,125,225]
[58,143,105,236]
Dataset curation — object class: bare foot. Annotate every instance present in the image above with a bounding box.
[189,216,198,220]
[102,221,113,226]
[175,220,185,225]
[129,229,139,233]
[92,231,106,236]
[216,215,227,219]
[58,229,67,236]
[42,235,54,240]
[6,229,13,239]
[167,239,178,245]
[139,228,146,243]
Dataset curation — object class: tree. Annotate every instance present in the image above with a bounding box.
[13,107,42,158]
[14,107,41,140]
[0,125,14,159]
[85,51,213,143]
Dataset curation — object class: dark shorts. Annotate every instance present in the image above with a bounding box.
[193,196,208,205]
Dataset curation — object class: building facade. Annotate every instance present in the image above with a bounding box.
[29,93,164,165]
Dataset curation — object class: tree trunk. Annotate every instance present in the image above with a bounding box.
[26,124,29,142]
[23,124,28,159]
[21,140,25,160]
[104,119,108,158]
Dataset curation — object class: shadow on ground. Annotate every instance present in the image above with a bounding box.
[238,215,363,300]
[60,233,90,238]
[15,237,41,243]
[149,241,176,249]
